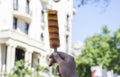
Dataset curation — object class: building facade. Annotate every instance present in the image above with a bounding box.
[71,41,84,56]
[0,0,75,76]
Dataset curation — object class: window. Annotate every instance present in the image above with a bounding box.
[24,23,29,34]
[26,0,29,14]
[66,35,69,52]
[4,45,7,65]
[13,17,17,29]
[32,53,40,70]
[0,45,7,67]
[13,0,18,10]
[66,14,69,31]
[15,48,25,70]
[15,48,25,61]
[40,33,44,41]
[41,10,44,22]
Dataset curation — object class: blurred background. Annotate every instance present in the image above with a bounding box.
[72,0,120,77]
[0,0,120,77]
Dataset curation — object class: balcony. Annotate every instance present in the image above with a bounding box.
[0,29,45,52]
[13,11,32,24]
[41,0,48,4]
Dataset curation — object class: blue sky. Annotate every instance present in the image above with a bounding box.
[72,0,120,42]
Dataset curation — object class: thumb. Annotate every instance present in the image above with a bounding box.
[53,52,63,64]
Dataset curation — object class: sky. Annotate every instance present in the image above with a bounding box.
[72,0,120,42]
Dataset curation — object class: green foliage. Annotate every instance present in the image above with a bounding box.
[33,60,49,72]
[7,60,48,77]
[51,64,59,77]
[76,26,120,77]
[8,60,32,77]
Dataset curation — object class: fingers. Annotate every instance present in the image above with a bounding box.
[56,65,62,77]
[53,52,64,64]
[49,52,64,66]
[57,52,70,61]
[49,58,56,66]
[56,65,60,75]
[49,51,72,66]
[49,51,76,77]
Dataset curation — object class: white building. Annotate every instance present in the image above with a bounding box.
[91,66,120,77]
[0,0,75,76]
[72,41,84,56]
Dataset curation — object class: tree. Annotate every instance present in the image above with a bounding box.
[76,26,120,77]
[7,60,49,77]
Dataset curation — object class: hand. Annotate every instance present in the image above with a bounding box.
[49,52,78,77]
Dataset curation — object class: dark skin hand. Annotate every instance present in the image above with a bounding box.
[49,52,79,77]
